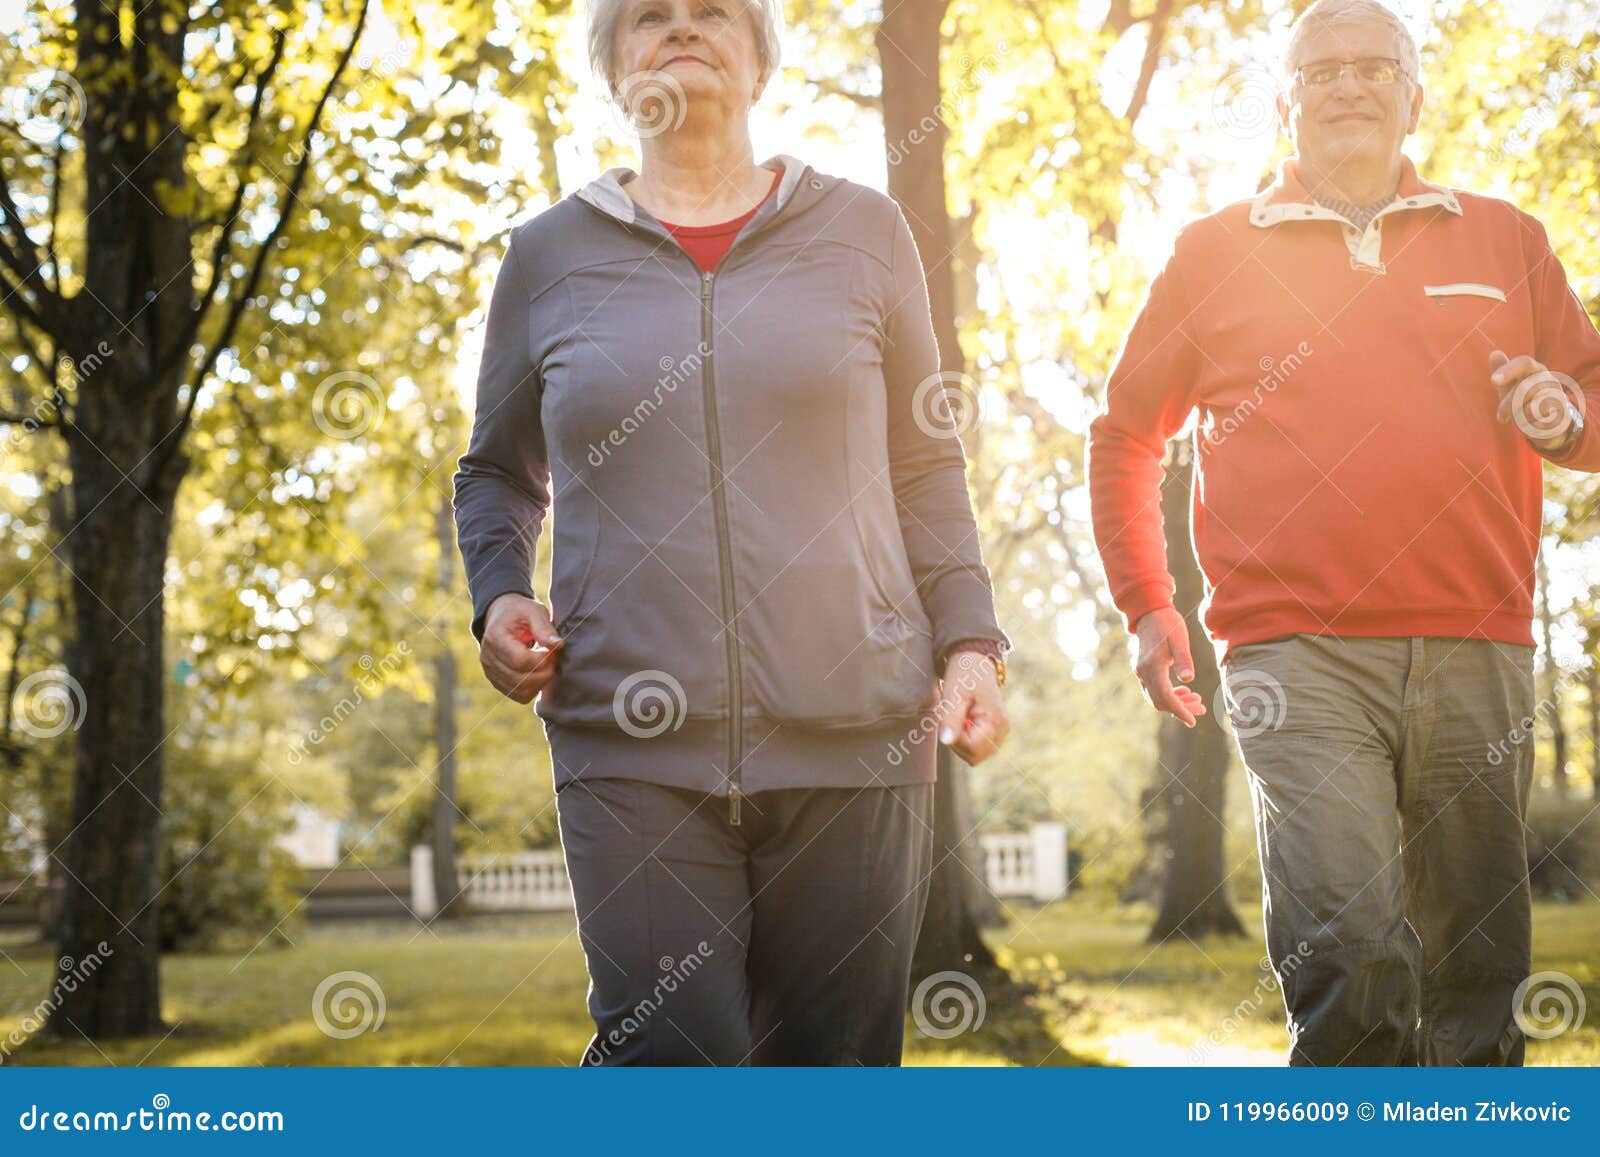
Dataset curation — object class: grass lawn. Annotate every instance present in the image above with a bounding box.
[2,899,1594,1067]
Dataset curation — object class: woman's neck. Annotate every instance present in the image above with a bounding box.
[629,128,771,226]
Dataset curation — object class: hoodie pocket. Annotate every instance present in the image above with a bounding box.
[538,504,729,727]
[549,500,599,633]
[736,509,936,729]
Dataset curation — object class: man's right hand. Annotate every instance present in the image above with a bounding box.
[1133,604,1207,729]
[479,592,563,705]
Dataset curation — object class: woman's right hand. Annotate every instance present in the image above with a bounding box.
[480,592,564,705]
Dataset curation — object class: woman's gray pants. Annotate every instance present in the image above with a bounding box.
[555,776,935,1066]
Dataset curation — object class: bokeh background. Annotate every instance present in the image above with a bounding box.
[0,0,1595,1065]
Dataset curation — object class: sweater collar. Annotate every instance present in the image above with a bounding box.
[1248,154,1462,228]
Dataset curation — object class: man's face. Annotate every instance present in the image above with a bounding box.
[1277,20,1423,179]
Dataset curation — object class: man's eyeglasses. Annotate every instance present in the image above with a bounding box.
[1294,56,1408,87]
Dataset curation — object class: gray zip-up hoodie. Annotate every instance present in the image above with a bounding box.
[452,155,1007,805]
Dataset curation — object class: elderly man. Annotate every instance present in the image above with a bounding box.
[1088,0,1599,1066]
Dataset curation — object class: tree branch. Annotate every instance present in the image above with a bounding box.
[146,0,373,488]
[1126,0,1177,126]
[0,156,66,338]
[157,26,291,381]
[811,76,881,111]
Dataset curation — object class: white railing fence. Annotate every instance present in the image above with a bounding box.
[411,821,1067,918]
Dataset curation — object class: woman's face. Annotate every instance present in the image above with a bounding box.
[612,0,765,122]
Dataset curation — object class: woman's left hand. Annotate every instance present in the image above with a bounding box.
[934,651,1009,765]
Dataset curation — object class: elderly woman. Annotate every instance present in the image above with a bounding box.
[452,0,1010,1066]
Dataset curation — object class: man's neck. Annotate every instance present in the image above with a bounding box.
[1297,154,1402,207]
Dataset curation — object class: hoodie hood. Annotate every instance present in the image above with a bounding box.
[573,153,822,233]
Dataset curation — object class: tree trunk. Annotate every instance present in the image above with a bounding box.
[430,495,462,918]
[877,0,1000,973]
[45,0,195,1038]
[50,427,185,1036]
[1147,438,1245,942]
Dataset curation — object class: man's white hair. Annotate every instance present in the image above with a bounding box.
[587,0,784,92]
[1282,0,1421,82]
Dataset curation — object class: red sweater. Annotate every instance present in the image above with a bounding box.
[1088,156,1600,661]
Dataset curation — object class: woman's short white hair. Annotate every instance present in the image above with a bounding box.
[1283,0,1421,82]
[587,0,784,92]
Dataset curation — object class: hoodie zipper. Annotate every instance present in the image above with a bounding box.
[700,268,743,825]
[576,166,812,827]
